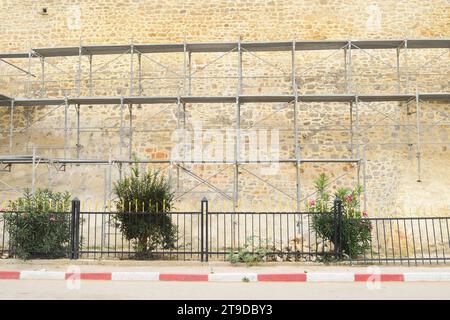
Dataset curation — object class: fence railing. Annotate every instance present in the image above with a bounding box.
[0,197,449,265]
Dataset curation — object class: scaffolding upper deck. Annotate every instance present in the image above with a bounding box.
[0,39,449,58]
[0,93,449,106]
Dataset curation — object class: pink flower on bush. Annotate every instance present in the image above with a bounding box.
[362,211,368,218]
[345,195,353,203]
[49,215,56,222]
[308,199,316,206]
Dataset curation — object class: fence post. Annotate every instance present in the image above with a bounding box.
[333,197,343,259]
[70,198,81,259]
[201,197,209,262]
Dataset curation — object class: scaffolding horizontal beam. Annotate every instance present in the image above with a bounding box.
[0,156,360,165]
[1,39,449,58]
[1,93,449,106]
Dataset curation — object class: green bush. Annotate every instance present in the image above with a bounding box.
[113,165,177,258]
[3,188,71,260]
[309,173,372,259]
[228,236,270,265]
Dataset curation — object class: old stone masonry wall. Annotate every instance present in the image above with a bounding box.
[0,1,449,215]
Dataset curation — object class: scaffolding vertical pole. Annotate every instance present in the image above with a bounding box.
[119,96,124,157]
[138,53,142,95]
[183,40,187,94]
[128,104,133,160]
[76,104,81,158]
[234,38,242,212]
[188,50,192,95]
[292,40,300,213]
[344,47,348,92]
[176,96,182,191]
[40,57,45,97]
[347,41,352,93]
[363,144,367,212]
[415,89,421,182]
[350,102,353,156]
[355,96,360,159]
[88,55,93,96]
[27,49,32,97]
[404,40,409,93]
[64,97,68,159]
[9,99,14,154]
[396,47,401,93]
[77,41,82,96]
[31,146,36,197]
[129,40,134,96]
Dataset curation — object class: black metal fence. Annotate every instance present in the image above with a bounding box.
[1,197,449,265]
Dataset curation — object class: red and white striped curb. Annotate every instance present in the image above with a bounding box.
[1,270,450,282]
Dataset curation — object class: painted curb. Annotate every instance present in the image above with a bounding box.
[1,271,450,282]
[307,272,354,282]
[111,272,159,281]
[403,272,450,282]
[354,273,404,282]
[159,274,208,281]
[209,273,257,282]
[20,271,65,280]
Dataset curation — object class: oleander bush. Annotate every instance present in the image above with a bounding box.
[3,188,71,260]
[309,173,372,259]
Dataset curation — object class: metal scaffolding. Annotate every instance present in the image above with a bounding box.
[0,39,449,211]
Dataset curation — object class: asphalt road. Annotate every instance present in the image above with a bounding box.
[1,280,449,300]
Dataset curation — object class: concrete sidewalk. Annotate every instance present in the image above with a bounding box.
[1,259,450,282]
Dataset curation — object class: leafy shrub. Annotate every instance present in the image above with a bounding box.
[113,165,177,258]
[228,236,269,265]
[3,188,71,260]
[309,173,372,259]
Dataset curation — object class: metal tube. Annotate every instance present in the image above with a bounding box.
[138,53,142,95]
[129,104,133,160]
[88,55,93,96]
[355,96,360,159]
[32,146,36,197]
[40,57,45,97]
[234,38,242,211]
[27,49,32,97]
[292,40,300,212]
[363,145,367,212]
[416,89,421,182]
[188,51,192,95]
[183,41,187,95]
[344,47,348,92]
[130,41,134,96]
[76,104,81,158]
[64,97,68,159]
[77,42,82,96]
[348,41,352,93]
[119,96,124,157]
[9,100,14,154]
[350,102,353,156]
[404,40,409,94]
[396,47,401,93]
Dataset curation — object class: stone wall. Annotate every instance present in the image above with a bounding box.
[0,0,449,215]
